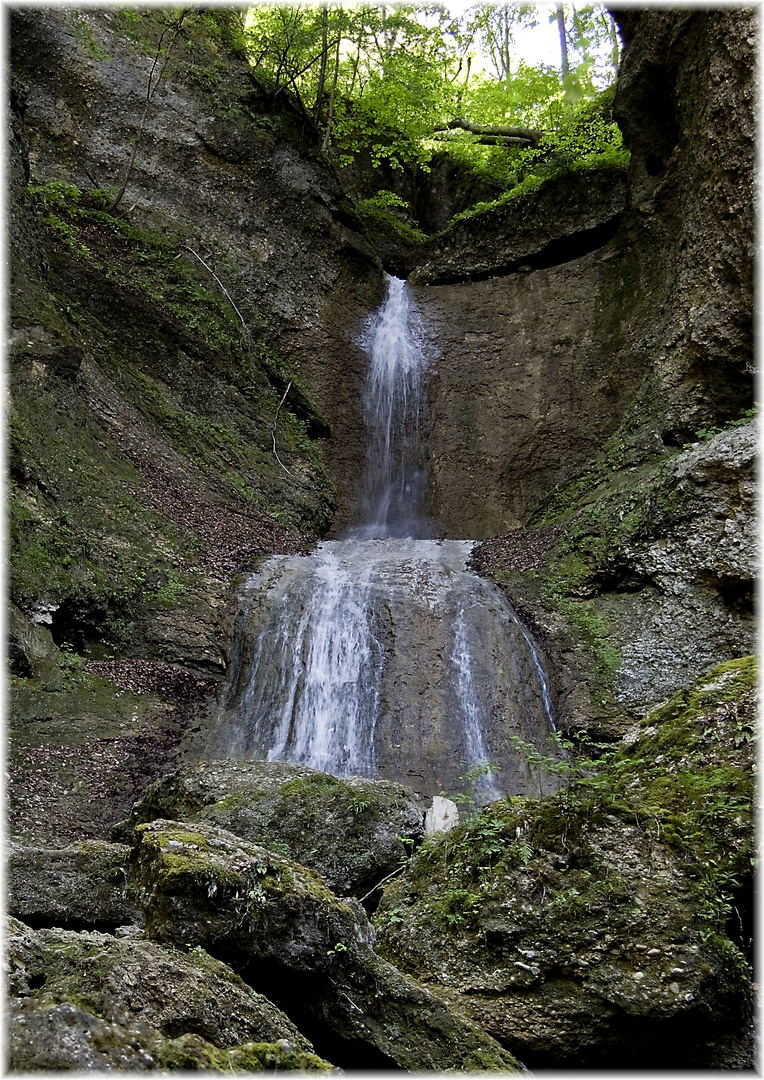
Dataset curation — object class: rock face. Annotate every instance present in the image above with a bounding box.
[113,759,426,903]
[415,231,646,537]
[414,9,753,539]
[374,658,756,1069]
[608,423,756,713]
[409,165,627,285]
[474,421,757,738]
[10,7,382,534]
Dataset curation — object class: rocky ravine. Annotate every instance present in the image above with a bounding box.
[7,6,756,1072]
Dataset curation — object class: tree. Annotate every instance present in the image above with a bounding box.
[466,3,539,82]
[241,3,622,179]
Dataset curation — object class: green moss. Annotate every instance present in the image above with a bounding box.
[355,203,428,245]
[377,658,755,981]
[279,774,347,800]
[156,1032,334,1071]
[449,157,629,226]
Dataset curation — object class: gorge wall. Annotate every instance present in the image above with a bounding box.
[7,6,756,1073]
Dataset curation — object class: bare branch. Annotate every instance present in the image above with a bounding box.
[272,381,294,476]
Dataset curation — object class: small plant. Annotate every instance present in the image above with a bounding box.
[350,793,372,816]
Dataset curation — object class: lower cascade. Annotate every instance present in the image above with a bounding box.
[213,276,559,801]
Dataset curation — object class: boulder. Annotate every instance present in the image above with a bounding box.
[113,759,425,902]
[373,658,756,1069]
[4,915,319,1058]
[8,840,138,928]
[7,998,333,1072]
[8,999,157,1071]
[129,818,525,1072]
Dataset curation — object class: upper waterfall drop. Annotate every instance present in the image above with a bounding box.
[353,276,432,539]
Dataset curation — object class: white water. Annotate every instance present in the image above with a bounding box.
[353,275,431,538]
[215,277,558,801]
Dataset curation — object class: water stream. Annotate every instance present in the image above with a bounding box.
[213,276,559,801]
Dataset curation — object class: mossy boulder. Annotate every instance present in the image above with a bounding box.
[113,759,425,903]
[8,840,137,928]
[129,818,525,1072]
[373,658,756,1069]
[7,999,332,1073]
[6,915,327,1069]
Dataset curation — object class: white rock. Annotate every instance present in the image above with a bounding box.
[425,796,459,836]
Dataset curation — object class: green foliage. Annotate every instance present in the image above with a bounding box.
[448,88,628,220]
[432,887,483,928]
[357,189,410,211]
[687,404,758,446]
[240,3,622,187]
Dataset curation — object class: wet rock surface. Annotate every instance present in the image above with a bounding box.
[212,540,561,801]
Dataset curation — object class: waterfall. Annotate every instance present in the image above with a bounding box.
[221,544,383,776]
[353,275,431,539]
[213,276,559,802]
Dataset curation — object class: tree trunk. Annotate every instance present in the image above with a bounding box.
[435,117,542,146]
[321,33,342,151]
[313,4,329,125]
[553,3,570,78]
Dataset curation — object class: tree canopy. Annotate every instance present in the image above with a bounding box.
[195,4,627,200]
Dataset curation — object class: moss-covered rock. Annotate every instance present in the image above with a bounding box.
[129,818,525,1072]
[475,421,756,736]
[6,915,322,1063]
[409,164,627,286]
[8,840,137,928]
[7,996,334,1072]
[114,759,424,903]
[373,658,755,1069]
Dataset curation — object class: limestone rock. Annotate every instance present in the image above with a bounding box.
[6,915,315,1054]
[612,422,756,712]
[113,759,425,902]
[374,658,755,1069]
[8,840,138,928]
[130,818,525,1072]
[425,796,459,835]
[7,998,333,1073]
[8,999,157,1071]
[410,165,627,286]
